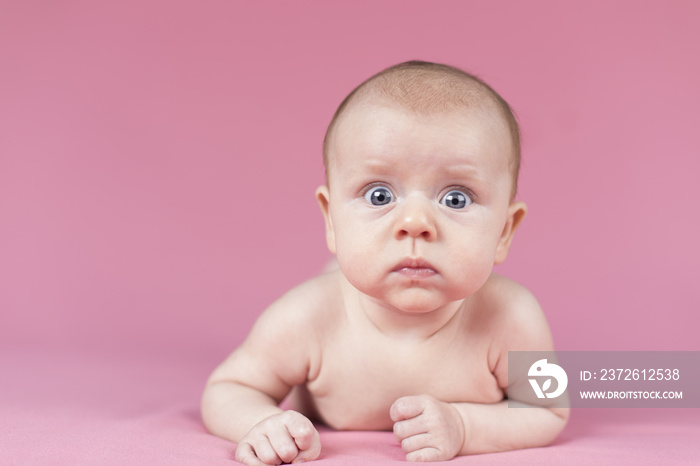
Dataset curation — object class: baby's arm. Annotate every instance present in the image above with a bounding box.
[451,399,567,454]
[456,284,568,454]
[391,279,569,461]
[390,396,567,460]
[201,283,322,465]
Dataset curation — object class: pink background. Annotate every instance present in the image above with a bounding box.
[2,2,700,464]
[3,0,698,355]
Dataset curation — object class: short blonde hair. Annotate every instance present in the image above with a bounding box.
[323,61,521,198]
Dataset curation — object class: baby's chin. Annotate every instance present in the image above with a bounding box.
[391,297,459,315]
[362,285,460,315]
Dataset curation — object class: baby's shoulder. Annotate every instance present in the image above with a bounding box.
[209,271,342,394]
[474,273,553,350]
[478,273,541,315]
[253,269,343,335]
[473,274,555,390]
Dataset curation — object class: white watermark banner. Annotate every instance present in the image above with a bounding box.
[507,351,700,408]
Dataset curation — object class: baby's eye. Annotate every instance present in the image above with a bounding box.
[440,190,472,209]
[364,186,394,206]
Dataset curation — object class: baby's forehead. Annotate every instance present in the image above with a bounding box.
[332,98,513,161]
[334,103,510,173]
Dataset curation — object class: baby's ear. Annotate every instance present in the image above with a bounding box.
[315,185,336,254]
[494,201,527,264]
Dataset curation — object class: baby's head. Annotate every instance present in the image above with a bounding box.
[316,61,527,312]
[323,60,521,199]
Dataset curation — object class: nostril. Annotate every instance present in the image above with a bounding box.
[394,224,436,241]
[393,202,437,240]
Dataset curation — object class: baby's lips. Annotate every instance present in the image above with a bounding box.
[392,257,438,273]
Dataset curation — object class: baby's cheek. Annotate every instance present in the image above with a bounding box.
[335,247,373,284]
[339,260,391,304]
[450,252,494,295]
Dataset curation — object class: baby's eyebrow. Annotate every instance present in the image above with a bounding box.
[353,157,486,183]
[354,158,396,175]
[361,158,393,170]
[440,163,481,179]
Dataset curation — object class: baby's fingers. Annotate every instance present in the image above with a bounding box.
[406,446,443,462]
[235,441,277,466]
[286,415,321,463]
[393,417,428,443]
[266,421,301,464]
[400,432,433,454]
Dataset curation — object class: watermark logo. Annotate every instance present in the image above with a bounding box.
[509,351,697,408]
[528,359,568,399]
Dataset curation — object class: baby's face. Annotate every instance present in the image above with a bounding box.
[318,103,520,313]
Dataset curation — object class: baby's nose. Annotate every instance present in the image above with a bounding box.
[393,196,437,241]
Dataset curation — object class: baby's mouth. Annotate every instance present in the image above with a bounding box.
[392,258,438,279]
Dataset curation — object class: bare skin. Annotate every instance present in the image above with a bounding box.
[201,102,569,464]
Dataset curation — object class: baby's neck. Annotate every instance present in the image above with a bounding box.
[341,278,467,342]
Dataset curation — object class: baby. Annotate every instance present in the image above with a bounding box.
[201,61,568,464]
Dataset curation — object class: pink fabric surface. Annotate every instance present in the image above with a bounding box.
[2,349,698,465]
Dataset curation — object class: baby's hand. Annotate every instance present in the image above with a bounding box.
[390,395,465,462]
[235,410,321,466]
